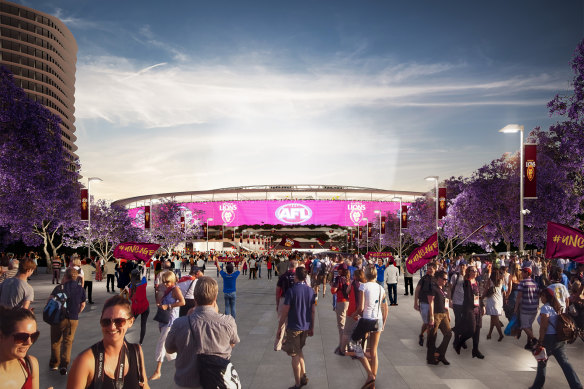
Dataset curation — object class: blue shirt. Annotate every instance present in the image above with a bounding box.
[375,264,386,283]
[284,282,316,331]
[220,270,240,293]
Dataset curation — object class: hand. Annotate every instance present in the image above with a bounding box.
[428,318,434,327]
[414,303,420,311]
[308,329,314,337]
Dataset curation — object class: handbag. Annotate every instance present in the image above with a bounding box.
[504,314,521,336]
[153,286,175,324]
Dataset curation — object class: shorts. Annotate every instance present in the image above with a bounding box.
[520,311,537,329]
[282,329,308,356]
[419,302,430,324]
[343,315,359,338]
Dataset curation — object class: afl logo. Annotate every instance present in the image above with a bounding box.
[275,203,313,224]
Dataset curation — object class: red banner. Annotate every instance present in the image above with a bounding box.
[219,225,223,238]
[218,256,241,262]
[280,236,301,248]
[317,238,326,246]
[545,222,584,263]
[406,233,438,274]
[180,216,185,232]
[401,205,408,229]
[366,252,394,262]
[438,187,447,219]
[144,205,151,229]
[524,144,537,199]
[203,224,207,236]
[351,229,356,241]
[331,246,340,252]
[114,242,161,263]
[231,230,235,241]
[358,226,363,239]
[381,216,386,234]
[367,222,372,237]
[81,189,89,221]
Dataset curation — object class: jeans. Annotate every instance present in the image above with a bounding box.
[224,291,237,319]
[530,334,582,389]
[404,277,413,295]
[134,308,150,344]
[387,283,397,304]
[52,268,61,284]
[83,280,93,303]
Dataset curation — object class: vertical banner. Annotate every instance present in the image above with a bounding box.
[180,216,185,232]
[81,189,89,221]
[347,231,350,242]
[438,187,447,219]
[144,205,151,229]
[524,144,537,199]
[367,222,372,237]
[351,229,356,241]
[219,225,224,239]
[401,205,408,229]
[231,229,235,241]
[358,225,363,239]
[381,216,386,234]
[203,223,207,236]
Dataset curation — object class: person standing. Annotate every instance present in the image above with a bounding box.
[277,267,316,389]
[454,266,484,359]
[52,255,63,284]
[80,259,95,304]
[220,262,241,319]
[403,263,414,296]
[165,276,240,389]
[427,270,452,365]
[267,257,274,280]
[515,266,540,349]
[330,263,350,355]
[414,262,437,347]
[385,260,400,306]
[0,258,36,309]
[104,258,117,293]
[249,256,257,280]
[128,269,150,345]
[178,266,201,317]
[49,267,86,375]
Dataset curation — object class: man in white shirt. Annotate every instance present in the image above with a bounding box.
[385,260,400,306]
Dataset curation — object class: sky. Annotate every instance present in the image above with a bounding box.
[16,0,584,202]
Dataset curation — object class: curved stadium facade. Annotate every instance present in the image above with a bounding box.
[113,185,424,229]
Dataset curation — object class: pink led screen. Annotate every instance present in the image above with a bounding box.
[128,200,407,228]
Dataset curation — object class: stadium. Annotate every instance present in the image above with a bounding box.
[112,185,425,251]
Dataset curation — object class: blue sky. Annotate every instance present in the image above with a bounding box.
[16,0,584,201]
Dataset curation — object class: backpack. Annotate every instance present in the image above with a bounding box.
[43,285,68,325]
[554,312,579,344]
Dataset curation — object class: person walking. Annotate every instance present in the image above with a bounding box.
[128,269,150,345]
[104,258,117,293]
[267,257,273,280]
[177,266,201,317]
[385,260,400,306]
[0,258,36,309]
[276,267,316,389]
[529,289,582,389]
[414,262,437,347]
[274,260,298,351]
[515,266,540,349]
[484,268,505,341]
[220,262,241,319]
[80,259,95,304]
[49,267,86,375]
[454,266,484,359]
[427,270,452,365]
[330,263,350,356]
[403,264,414,296]
[165,276,240,389]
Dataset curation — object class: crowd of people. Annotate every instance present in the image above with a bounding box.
[0,249,583,388]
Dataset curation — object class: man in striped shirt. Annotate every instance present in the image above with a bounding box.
[514,266,539,349]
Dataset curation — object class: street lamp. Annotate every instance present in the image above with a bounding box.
[392,197,402,263]
[362,217,368,254]
[87,177,103,261]
[206,217,213,253]
[425,176,439,257]
[499,124,525,254]
[374,210,381,251]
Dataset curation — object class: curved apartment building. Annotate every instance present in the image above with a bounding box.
[0,0,78,165]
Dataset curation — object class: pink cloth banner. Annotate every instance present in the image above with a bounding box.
[545,222,584,264]
[406,233,438,274]
[128,200,405,228]
[366,252,394,262]
[114,242,160,263]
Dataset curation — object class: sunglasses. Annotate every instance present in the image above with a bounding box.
[12,331,40,344]
[441,278,448,281]
[100,317,131,328]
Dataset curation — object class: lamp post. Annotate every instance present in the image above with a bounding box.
[392,197,402,262]
[363,217,368,255]
[425,176,439,257]
[87,177,103,261]
[374,210,381,251]
[206,218,213,253]
[499,124,525,254]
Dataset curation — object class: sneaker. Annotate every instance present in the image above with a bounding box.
[59,367,67,375]
[49,366,58,371]
[418,334,424,346]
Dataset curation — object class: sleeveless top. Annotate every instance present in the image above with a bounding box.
[88,342,141,389]
[130,278,149,316]
[18,357,32,389]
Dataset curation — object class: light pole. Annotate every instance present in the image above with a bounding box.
[392,197,402,262]
[87,177,102,261]
[363,217,368,254]
[499,124,525,254]
[206,217,213,253]
[425,176,439,257]
[374,210,381,251]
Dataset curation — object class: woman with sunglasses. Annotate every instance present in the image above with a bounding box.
[67,296,149,388]
[453,266,485,359]
[0,306,40,389]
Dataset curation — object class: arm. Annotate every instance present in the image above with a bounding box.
[138,345,151,389]
[427,294,435,326]
[538,314,549,345]
[276,304,290,338]
[22,300,32,310]
[170,287,186,308]
[414,283,422,310]
[29,355,39,389]
[276,286,282,310]
[381,298,388,328]
[514,291,523,314]
[66,349,93,389]
[79,301,86,314]
[308,302,316,336]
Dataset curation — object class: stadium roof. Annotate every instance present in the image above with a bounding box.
[112,185,425,208]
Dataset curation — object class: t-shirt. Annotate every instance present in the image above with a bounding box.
[277,270,296,298]
[333,276,350,303]
[177,276,197,299]
[429,284,448,314]
[450,273,465,306]
[417,275,435,304]
[537,304,559,335]
[220,271,240,294]
[0,277,34,308]
[518,277,539,314]
[359,282,385,320]
[547,283,569,312]
[284,283,316,331]
[385,265,399,284]
[375,264,386,283]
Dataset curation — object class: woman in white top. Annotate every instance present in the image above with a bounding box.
[353,265,388,389]
[484,267,505,341]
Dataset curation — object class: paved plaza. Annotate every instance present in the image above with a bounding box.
[28,268,583,389]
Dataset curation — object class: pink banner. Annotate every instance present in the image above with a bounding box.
[113,242,160,263]
[366,252,394,262]
[406,233,438,274]
[128,200,405,228]
[545,222,584,264]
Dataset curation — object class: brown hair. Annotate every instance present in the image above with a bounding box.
[194,276,218,306]
[0,306,36,336]
[64,267,79,281]
[365,265,377,281]
[18,258,37,274]
[101,295,133,319]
